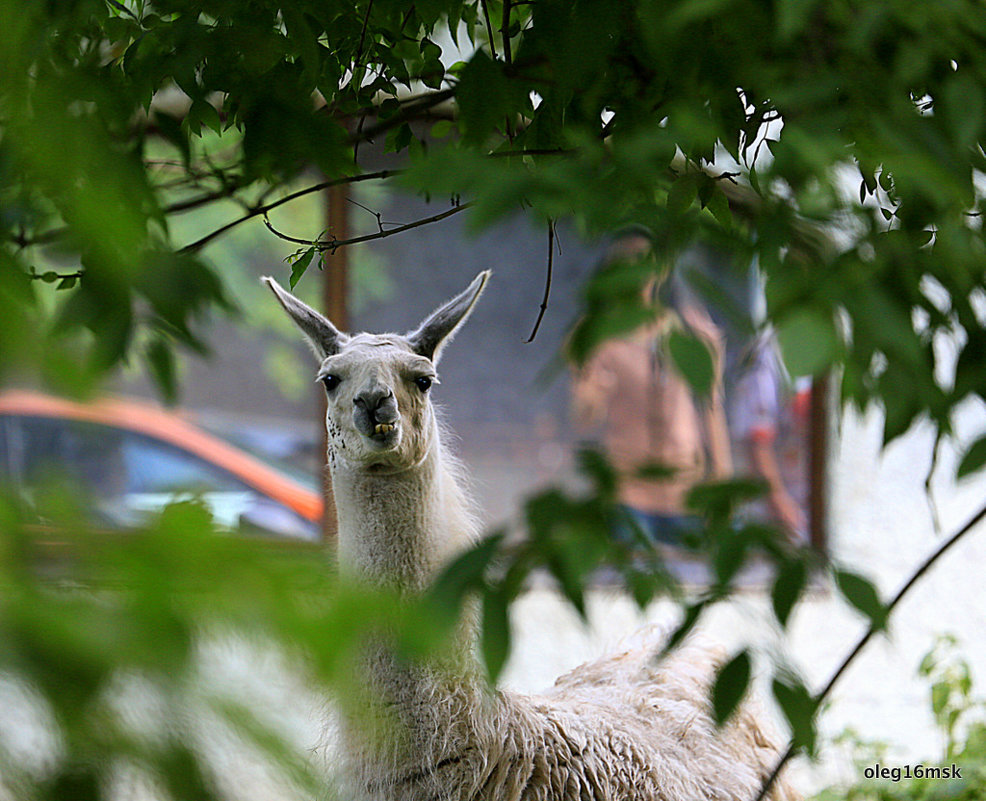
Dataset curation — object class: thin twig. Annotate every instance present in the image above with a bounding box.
[260,202,473,253]
[347,196,385,232]
[321,203,472,252]
[179,170,400,253]
[500,0,514,142]
[262,214,315,246]
[525,219,555,343]
[501,0,513,66]
[353,0,375,83]
[752,501,986,801]
[481,0,499,60]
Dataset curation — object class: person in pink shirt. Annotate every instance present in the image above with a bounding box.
[572,236,733,546]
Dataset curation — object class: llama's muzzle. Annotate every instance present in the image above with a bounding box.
[353,385,399,439]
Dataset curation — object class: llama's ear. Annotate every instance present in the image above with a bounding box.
[262,276,347,359]
[407,270,490,362]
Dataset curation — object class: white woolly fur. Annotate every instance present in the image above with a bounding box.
[264,271,800,801]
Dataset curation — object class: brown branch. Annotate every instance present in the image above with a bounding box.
[346,196,386,232]
[752,501,986,801]
[165,180,249,214]
[526,219,555,343]
[179,170,400,253]
[354,0,375,81]
[262,214,315,246]
[259,202,473,254]
[481,0,499,60]
[350,87,457,146]
[501,0,513,66]
[321,202,472,252]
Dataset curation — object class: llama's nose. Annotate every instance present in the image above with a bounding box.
[353,386,398,426]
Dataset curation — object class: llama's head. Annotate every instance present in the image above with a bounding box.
[263,271,489,474]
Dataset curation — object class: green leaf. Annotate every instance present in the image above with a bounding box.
[430,120,453,139]
[772,675,817,754]
[385,122,414,154]
[567,302,653,365]
[834,569,887,631]
[428,532,504,608]
[704,185,732,227]
[289,248,316,289]
[931,680,950,717]
[712,649,751,725]
[662,600,707,656]
[667,172,699,215]
[957,434,986,479]
[772,558,808,628]
[667,328,714,398]
[481,586,511,683]
[576,448,618,499]
[456,50,527,144]
[158,745,214,801]
[777,0,822,41]
[776,308,839,378]
[187,99,222,136]
[154,110,191,167]
[146,337,178,405]
[686,478,765,520]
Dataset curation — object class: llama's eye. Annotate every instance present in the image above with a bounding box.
[414,376,433,392]
[321,374,341,392]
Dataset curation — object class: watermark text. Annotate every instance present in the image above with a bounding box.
[863,763,962,782]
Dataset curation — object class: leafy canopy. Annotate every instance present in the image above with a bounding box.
[2,0,985,448]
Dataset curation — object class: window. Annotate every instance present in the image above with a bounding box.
[5,415,317,540]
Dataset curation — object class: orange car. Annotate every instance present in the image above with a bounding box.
[0,390,323,540]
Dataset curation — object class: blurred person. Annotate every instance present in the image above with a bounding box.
[729,329,807,542]
[572,235,732,546]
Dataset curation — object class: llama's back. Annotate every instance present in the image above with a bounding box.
[484,629,800,801]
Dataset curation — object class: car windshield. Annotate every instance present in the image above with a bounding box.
[195,419,321,493]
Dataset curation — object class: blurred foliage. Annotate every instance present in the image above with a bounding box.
[3,0,986,798]
[811,635,986,801]
[2,0,985,450]
[0,494,465,800]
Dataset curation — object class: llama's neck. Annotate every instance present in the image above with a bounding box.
[330,436,477,592]
[329,433,490,790]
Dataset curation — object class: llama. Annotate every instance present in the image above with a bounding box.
[264,271,799,801]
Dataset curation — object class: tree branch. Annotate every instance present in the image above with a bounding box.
[526,219,555,343]
[322,202,472,252]
[354,0,375,81]
[179,170,400,253]
[481,0,499,60]
[259,201,473,254]
[349,86,456,146]
[752,501,986,801]
[501,0,513,66]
